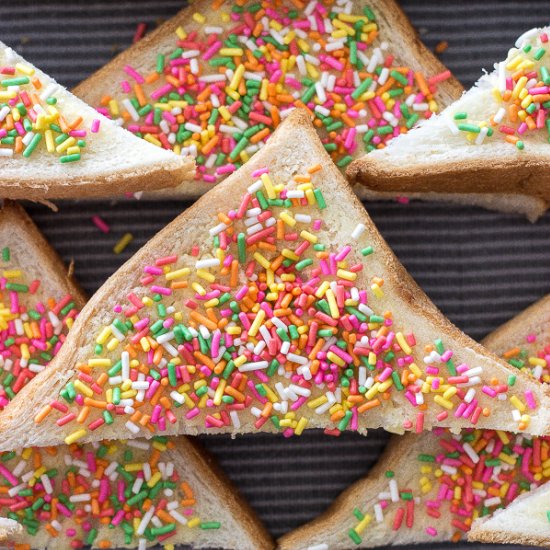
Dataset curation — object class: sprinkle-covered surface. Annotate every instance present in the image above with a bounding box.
[6,1,550,546]
[31,156,546,444]
[93,0,450,183]
[0,46,97,162]
[0,438,221,549]
[346,429,550,546]
[447,27,550,150]
[0,247,78,410]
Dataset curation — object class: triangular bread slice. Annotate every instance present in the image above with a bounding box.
[0,437,273,550]
[0,108,549,451]
[348,26,550,219]
[469,480,550,547]
[278,292,550,549]
[0,41,194,198]
[0,200,86,409]
[74,0,463,198]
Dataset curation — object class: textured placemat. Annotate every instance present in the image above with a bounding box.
[2,1,550,548]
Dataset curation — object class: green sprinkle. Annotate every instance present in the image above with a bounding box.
[385,470,395,477]
[22,133,42,158]
[457,123,481,133]
[348,529,362,545]
[1,77,30,87]
[351,77,373,100]
[535,47,546,61]
[60,153,81,163]
[453,112,468,120]
[1,247,10,262]
[295,258,313,271]
[313,188,326,209]
[200,522,222,530]
[361,246,374,256]
[516,140,524,150]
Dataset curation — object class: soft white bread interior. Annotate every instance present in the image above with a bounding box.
[469,480,550,548]
[349,27,550,218]
[0,437,273,550]
[279,292,550,549]
[0,518,22,541]
[0,42,194,199]
[0,109,548,451]
[73,0,467,197]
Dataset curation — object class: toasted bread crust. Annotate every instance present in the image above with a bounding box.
[1,200,87,307]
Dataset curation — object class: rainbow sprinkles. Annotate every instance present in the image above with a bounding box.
[95,0,450,182]
[31,158,544,443]
[349,429,550,545]
[0,46,97,162]
[0,247,79,410]
[0,438,221,548]
[448,27,550,149]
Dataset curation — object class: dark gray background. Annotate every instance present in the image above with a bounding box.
[1,1,550,548]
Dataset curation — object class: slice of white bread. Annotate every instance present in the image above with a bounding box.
[0,437,273,550]
[0,200,86,408]
[0,41,194,199]
[278,292,550,549]
[70,0,463,198]
[0,108,549,451]
[348,27,550,220]
[469,480,550,547]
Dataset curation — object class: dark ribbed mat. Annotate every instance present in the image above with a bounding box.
[2,1,550,548]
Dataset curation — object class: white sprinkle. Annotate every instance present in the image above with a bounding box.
[125,421,140,434]
[493,107,506,123]
[195,258,220,269]
[121,351,130,381]
[475,126,489,146]
[70,493,91,503]
[0,148,13,157]
[40,474,53,495]
[351,223,366,240]
[184,122,202,133]
[484,496,502,507]
[307,545,329,550]
[464,388,476,403]
[315,82,327,103]
[247,179,263,193]
[239,361,269,372]
[137,506,156,535]
[462,442,480,464]
[287,353,308,365]
[374,503,384,523]
[122,98,140,121]
[230,410,241,429]
[389,479,399,502]
[209,222,228,236]
[181,49,200,59]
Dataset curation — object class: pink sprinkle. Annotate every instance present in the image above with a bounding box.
[526,333,537,343]
[426,527,437,537]
[524,390,537,410]
[91,215,110,234]
[123,64,145,84]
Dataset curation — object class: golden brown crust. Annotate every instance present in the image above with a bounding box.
[469,527,550,547]
[1,200,87,307]
[347,155,550,201]
[0,160,195,199]
[176,438,274,550]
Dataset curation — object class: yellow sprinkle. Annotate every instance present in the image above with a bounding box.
[371,283,383,298]
[234,355,247,367]
[443,387,457,400]
[196,269,216,283]
[315,281,330,298]
[395,332,411,354]
[337,269,357,281]
[281,248,299,261]
[253,252,271,270]
[325,289,340,319]
[261,173,276,200]
[355,513,372,534]
[219,48,244,56]
[279,211,296,227]
[365,382,380,401]
[498,452,517,466]
[55,136,76,153]
[147,471,162,488]
[326,351,345,367]
[308,395,328,409]
[96,327,112,345]
[64,429,87,445]
[510,395,526,412]
[249,309,266,338]
[294,417,309,436]
[88,358,112,368]
[113,233,133,255]
[73,380,94,398]
[218,105,231,121]
[434,395,453,410]
[529,357,547,367]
